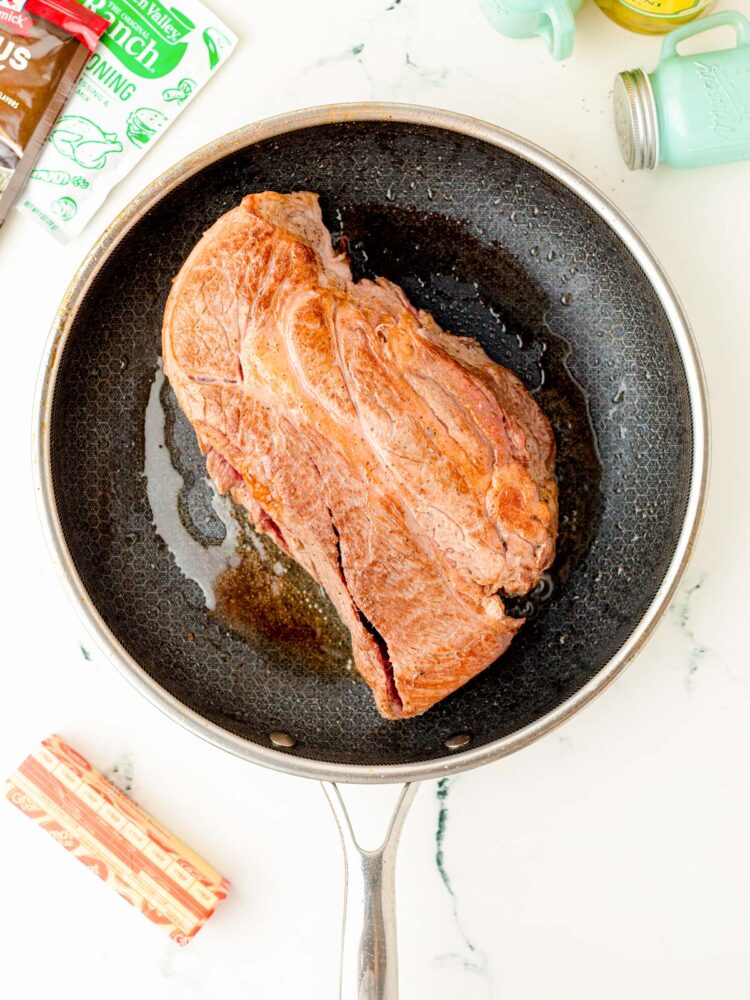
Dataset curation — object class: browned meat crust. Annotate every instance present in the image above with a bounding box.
[163,192,557,718]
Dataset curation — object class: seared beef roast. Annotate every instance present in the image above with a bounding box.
[163,192,557,718]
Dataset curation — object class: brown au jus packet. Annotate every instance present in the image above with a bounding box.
[0,0,107,224]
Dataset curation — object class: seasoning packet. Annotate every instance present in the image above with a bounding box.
[18,0,237,241]
[0,0,108,224]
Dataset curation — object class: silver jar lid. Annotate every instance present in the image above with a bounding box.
[613,69,660,171]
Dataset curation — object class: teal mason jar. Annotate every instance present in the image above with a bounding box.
[614,10,750,169]
[480,0,583,60]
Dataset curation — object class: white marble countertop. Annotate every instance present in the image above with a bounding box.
[2,1,750,997]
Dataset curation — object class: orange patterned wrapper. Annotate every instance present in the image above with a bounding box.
[4,735,229,945]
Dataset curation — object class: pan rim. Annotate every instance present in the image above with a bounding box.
[34,102,710,784]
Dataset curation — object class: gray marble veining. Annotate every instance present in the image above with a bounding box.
[434,779,493,991]
[669,575,709,684]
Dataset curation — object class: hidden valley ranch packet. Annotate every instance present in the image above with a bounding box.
[18,0,236,240]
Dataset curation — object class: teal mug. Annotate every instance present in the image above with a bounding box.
[615,10,750,169]
[480,0,583,61]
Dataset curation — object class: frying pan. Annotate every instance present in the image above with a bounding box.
[35,104,707,999]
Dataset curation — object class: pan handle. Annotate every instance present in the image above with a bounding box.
[322,782,418,1000]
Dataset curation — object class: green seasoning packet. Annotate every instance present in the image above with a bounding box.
[17,0,236,240]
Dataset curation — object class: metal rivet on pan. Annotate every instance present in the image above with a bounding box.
[444,733,471,750]
[269,731,297,749]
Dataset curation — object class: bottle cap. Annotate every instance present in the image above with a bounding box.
[613,69,660,170]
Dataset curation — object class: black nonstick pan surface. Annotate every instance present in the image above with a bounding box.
[38,105,707,780]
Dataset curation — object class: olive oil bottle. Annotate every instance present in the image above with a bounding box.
[595,0,714,34]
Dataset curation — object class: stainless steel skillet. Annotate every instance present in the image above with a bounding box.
[35,104,708,998]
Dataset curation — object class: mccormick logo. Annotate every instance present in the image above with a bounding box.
[695,61,745,140]
[82,0,195,78]
[0,0,32,37]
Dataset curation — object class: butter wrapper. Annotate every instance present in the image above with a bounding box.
[5,734,229,945]
[17,0,236,241]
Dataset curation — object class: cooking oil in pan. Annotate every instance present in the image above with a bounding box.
[143,360,353,676]
[213,539,353,677]
[144,360,240,608]
[535,319,603,588]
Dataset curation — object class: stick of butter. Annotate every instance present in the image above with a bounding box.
[17,0,236,241]
[4,734,229,945]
